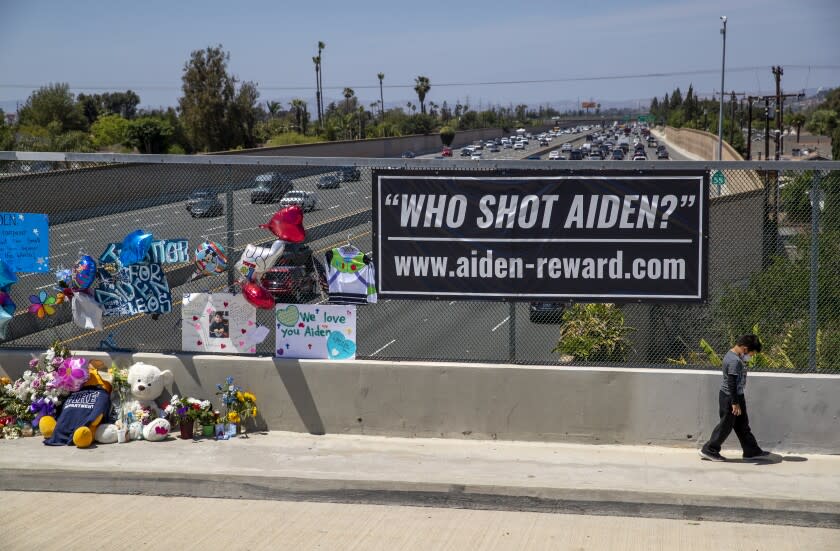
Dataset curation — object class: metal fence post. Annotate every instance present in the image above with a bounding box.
[808,171,821,372]
[508,301,516,363]
[225,166,235,290]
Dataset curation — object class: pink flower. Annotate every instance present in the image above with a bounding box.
[29,358,39,368]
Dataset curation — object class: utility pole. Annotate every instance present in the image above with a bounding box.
[746,97,754,159]
[773,65,783,160]
[717,16,728,161]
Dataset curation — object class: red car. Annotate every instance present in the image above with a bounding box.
[441,147,452,157]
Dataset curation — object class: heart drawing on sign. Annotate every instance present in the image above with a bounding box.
[220,343,226,349]
[275,304,300,327]
[239,340,245,346]
[197,340,203,346]
[241,328,247,334]
[327,331,356,360]
[194,324,201,330]
[223,301,229,307]
[192,316,198,321]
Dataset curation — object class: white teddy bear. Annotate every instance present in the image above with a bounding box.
[95,362,174,443]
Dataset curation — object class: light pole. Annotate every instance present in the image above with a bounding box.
[717,16,727,161]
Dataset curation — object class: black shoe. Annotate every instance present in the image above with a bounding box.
[699,449,726,462]
[743,450,772,460]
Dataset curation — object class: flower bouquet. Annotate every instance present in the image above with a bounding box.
[215,376,258,437]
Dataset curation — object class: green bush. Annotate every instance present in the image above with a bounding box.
[439,126,455,146]
[553,304,634,362]
[265,132,326,147]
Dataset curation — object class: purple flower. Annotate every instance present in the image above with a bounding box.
[29,358,39,368]
[51,356,63,367]
[177,406,188,417]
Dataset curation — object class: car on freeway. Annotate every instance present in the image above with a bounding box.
[548,150,560,160]
[656,149,670,159]
[648,139,659,149]
[317,174,341,189]
[589,151,604,160]
[400,151,416,158]
[472,142,484,150]
[186,189,223,218]
[337,166,361,182]
[632,154,648,161]
[441,147,452,157]
[488,144,500,152]
[529,302,565,323]
[485,141,495,148]
[502,141,512,149]
[260,243,328,303]
[569,149,584,160]
[250,172,294,204]
[470,151,483,160]
[539,138,549,146]
[278,190,318,212]
[512,141,525,150]
[611,149,625,160]
[561,143,573,152]
[526,155,542,160]
[460,147,473,157]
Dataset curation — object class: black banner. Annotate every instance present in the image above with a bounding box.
[372,170,708,302]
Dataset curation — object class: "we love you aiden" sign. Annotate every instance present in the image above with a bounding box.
[275,303,357,360]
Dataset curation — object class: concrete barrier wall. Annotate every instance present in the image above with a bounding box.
[2,350,837,453]
[213,128,509,158]
[660,126,744,161]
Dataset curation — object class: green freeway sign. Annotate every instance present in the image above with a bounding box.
[637,115,654,123]
[711,170,725,187]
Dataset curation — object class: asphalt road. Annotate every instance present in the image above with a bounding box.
[4,128,682,364]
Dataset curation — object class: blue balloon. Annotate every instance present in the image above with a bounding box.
[0,291,15,315]
[72,255,97,289]
[0,259,17,290]
[119,230,153,266]
[0,308,11,340]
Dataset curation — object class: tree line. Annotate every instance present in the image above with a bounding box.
[649,85,840,160]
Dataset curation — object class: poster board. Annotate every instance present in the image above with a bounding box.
[0,212,49,272]
[94,263,172,316]
[275,303,357,359]
[181,292,258,353]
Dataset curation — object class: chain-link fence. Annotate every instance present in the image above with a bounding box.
[0,152,837,372]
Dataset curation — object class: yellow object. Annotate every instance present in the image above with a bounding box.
[39,415,57,438]
[85,367,112,394]
[73,426,93,448]
[227,411,240,424]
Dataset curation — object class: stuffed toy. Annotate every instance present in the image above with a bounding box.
[95,362,173,443]
[41,367,112,448]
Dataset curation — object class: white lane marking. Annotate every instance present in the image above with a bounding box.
[448,301,456,305]
[87,227,95,232]
[491,316,510,332]
[35,283,57,290]
[146,222,164,228]
[365,196,371,199]
[59,233,68,238]
[371,339,396,356]
[64,239,85,246]
[329,205,339,209]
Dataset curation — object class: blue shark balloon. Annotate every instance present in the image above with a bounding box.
[119,230,153,266]
[72,255,97,289]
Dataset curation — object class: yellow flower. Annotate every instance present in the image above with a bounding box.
[227,411,240,423]
[243,392,256,403]
[251,407,257,417]
[236,392,244,402]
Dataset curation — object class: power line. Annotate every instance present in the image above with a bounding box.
[1,64,837,93]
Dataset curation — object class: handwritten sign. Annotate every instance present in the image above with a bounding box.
[275,304,357,360]
[94,263,172,316]
[0,212,49,272]
[181,293,257,354]
[99,239,189,265]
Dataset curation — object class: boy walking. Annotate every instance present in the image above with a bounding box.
[700,334,771,461]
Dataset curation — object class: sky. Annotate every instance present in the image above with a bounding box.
[1,0,839,113]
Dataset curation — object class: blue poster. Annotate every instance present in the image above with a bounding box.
[0,212,49,272]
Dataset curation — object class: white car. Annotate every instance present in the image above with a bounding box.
[470,151,483,160]
[548,150,560,160]
[561,143,572,152]
[279,190,318,211]
[513,142,525,150]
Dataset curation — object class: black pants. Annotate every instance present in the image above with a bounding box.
[702,391,762,456]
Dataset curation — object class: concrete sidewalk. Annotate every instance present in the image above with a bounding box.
[1,431,838,529]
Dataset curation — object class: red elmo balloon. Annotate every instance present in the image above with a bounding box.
[260,205,305,243]
[241,281,275,310]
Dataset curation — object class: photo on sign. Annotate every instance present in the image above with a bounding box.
[182,293,256,354]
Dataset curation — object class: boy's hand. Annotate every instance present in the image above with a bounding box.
[731,403,742,416]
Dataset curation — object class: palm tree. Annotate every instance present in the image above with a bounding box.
[377,72,385,120]
[414,76,431,115]
[312,56,321,128]
[343,88,354,114]
[290,99,306,132]
[358,106,365,139]
[317,41,325,124]
[266,101,281,119]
